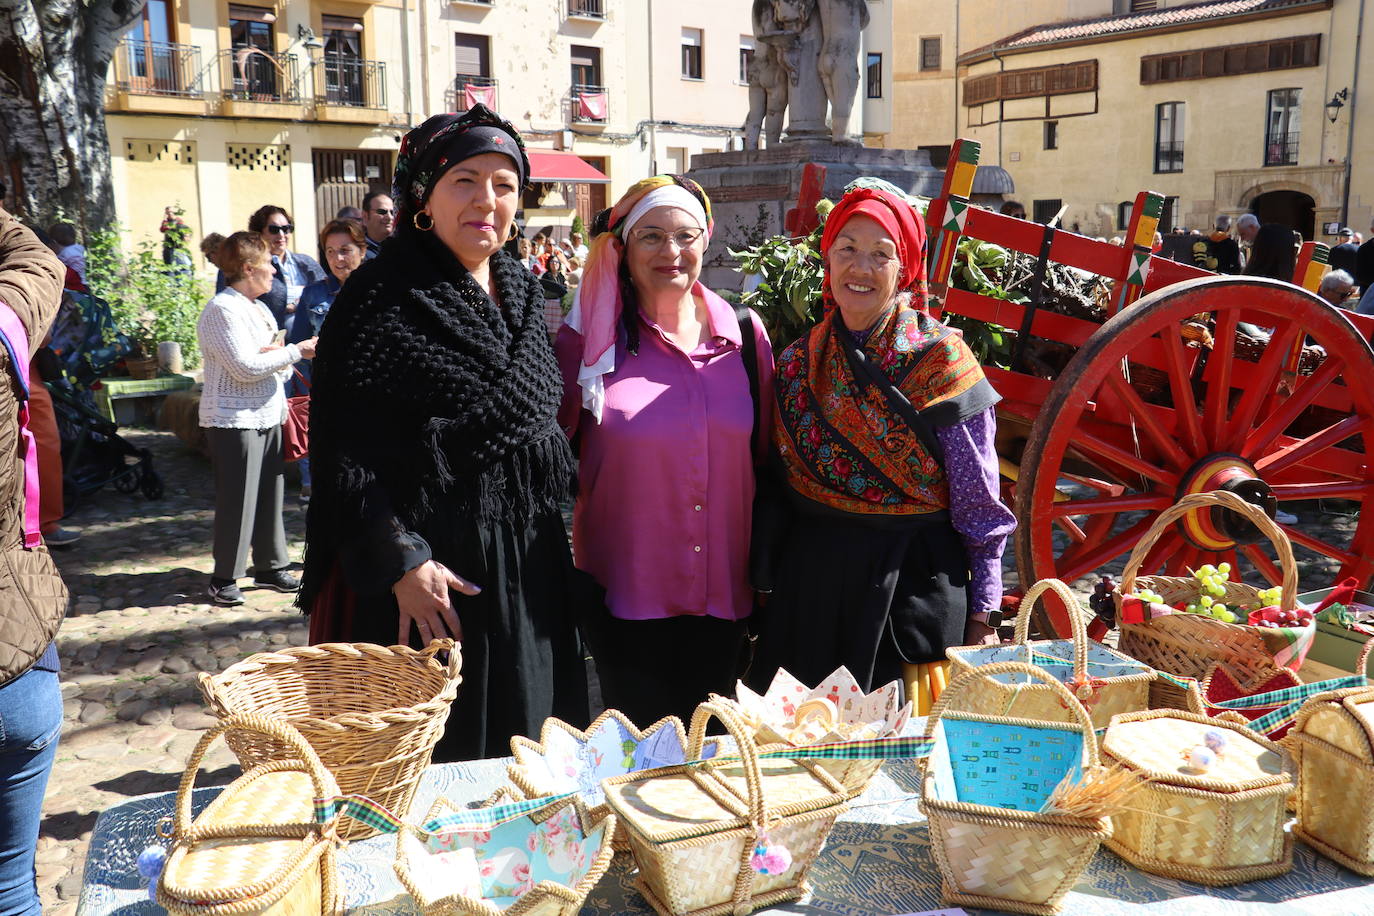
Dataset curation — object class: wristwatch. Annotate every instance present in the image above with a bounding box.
[969,608,1004,628]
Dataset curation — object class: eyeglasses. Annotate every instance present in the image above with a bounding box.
[266,224,294,235]
[371,208,395,216]
[630,228,704,250]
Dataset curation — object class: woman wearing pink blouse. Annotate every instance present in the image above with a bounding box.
[556,175,774,725]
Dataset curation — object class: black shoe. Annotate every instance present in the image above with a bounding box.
[253,568,301,592]
[208,580,245,606]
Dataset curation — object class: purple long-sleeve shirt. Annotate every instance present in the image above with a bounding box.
[936,407,1016,616]
[555,287,775,621]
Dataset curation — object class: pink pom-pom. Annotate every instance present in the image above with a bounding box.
[750,842,793,875]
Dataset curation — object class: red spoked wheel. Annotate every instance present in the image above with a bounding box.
[1014,276,1374,637]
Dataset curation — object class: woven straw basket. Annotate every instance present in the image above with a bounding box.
[948,578,1154,729]
[393,795,617,916]
[1290,683,1374,874]
[1117,490,1302,691]
[158,714,342,916]
[199,641,462,839]
[507,709,692,853]
[1101,709,1295,886]
[920,661,1111,916]
[603,697,849,916]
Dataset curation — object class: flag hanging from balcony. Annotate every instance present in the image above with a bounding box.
[464,83,496,110]
[577,91,607,120]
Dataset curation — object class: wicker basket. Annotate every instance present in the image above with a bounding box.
[602,697,849,916]
[919,661,1111,916]
[507,709,696,852]
[1117,490,1306,690]
[199,640,462,839]
[1290,683,1374,874]
[126,355,161,380]
[1101,709,1295,886]
[948,578,1154,729]
[158,714,342,916]
[393,795,616,916]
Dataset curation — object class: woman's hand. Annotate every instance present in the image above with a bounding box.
[296,337,318,359]
[963,617,1000,646]
[392,560,480,646]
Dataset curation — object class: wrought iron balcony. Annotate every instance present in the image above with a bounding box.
[314,54,387,109]
[445,74,499,113]
[1264,131,1299,167]
[1154,140,1184,174]
[219,48,300,104]
[571,83,608,123]
[568,0,605,19]
[113,39,204,97]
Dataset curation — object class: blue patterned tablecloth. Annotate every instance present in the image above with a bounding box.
[77,755,1374,916]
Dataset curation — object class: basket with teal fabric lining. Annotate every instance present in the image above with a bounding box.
[947,578,1155,729]
[919,661,1112,916]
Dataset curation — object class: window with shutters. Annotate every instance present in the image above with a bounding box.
[571,45,602,88]
[866,53,882,98]
[681,28,703,80]
[454,34,490,80]
[921,37,941,71]
[961,60,1096,105]
[1265,88,1300,166]
[1044,120,1058,150]
[1154,102,1184,173]
[1140,35,1320,84]
[1032,199,1063,225]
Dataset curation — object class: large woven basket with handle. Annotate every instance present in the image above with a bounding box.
[199,640,461,840]
[158,714,342,916]
[1290,682,1374,875]
[1117,490,1305,691]
[602,697,849,916]
[947,578,1154,729]
[919,661,1112,916]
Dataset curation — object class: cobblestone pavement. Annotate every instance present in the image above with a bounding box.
[38,429,1354,913]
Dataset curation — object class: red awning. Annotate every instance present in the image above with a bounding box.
[526,149,609,184]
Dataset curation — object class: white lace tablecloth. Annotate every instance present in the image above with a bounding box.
[77,755,1374,916]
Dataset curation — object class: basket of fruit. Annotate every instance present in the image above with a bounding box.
[1116,491,1315,692]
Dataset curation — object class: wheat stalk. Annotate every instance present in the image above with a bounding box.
[1041,764,1156,819]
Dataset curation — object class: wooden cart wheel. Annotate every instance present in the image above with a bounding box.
[1014,275,1374,637]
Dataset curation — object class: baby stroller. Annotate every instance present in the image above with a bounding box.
[44,290,164,507]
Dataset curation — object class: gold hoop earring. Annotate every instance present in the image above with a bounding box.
[413,210,434,232]
[507,222,519,241]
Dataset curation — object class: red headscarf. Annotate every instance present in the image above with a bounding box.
[819,187,928,307]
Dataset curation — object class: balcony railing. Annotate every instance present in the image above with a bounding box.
[314,54,386,108]
[571,83,608,122]
[568,0,605,19]
[114,39,204,97]
[1264,131,1299,167]
[445,74,498,113]
[219,48,300,104]
[1154,140,1184,173]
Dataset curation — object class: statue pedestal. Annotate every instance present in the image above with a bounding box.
[688,144,944,291]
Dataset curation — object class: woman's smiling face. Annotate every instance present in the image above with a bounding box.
[827,214,900,330]
[423,152,520,271]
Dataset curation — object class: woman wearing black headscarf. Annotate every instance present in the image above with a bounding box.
[299,105,589,760]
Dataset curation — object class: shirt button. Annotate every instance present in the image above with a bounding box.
[694,505,702,512]
[693,545,702,553]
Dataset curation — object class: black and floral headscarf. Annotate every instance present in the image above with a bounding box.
[392,104,530,233]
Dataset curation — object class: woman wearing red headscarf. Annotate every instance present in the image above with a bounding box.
[750,183,1015,713]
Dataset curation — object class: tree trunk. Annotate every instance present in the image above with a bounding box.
[0,0,146,234]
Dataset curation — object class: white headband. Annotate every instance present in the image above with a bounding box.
[620,185,709,239]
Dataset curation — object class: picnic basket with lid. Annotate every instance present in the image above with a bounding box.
[199,640,462,839]
[947,578,1154,728]
[1290,682,1374,874]
[1117,490,1311,691]
[919,661,1112,916]
[602,697,849,916]
[1101,708,1295,885]
[157,714,342,916]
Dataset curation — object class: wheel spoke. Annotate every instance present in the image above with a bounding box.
[1068,429,1181,487]
[1242,356,1345,461]
[1204,309,1238,449]
[1160,322,1206,455]
[1224,322,1302,452]
[1051,493,1172,516]
[1283,525,1359,567]
[1057,514,1158,584]
[1104,370,1192,471]
[1137,530,1186,581]
[1240,544,1283,588]
[1255,414,1372,478]
[1270,481,1374,500]
[1053,514,1088,544]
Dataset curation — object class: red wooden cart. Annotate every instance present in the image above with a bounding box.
[906,139,1374,637]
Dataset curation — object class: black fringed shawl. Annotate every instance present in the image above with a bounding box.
[297,230,575,609]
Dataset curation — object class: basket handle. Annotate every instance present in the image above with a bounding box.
[921,661,1099,766]
[1015,578,1088,676]
[1119,490,1297,610]
[1358,637,1374,679]
[414,637,461,681]
[686,697,768,825]
[170,713,339,840]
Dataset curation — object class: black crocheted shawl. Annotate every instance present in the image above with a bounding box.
[297,229,575,608]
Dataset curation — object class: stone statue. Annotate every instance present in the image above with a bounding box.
[743,0,869,147]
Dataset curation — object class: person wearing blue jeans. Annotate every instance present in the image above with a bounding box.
[0,645,61,916]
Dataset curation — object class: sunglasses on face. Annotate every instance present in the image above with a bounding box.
[371,208,395,216]
[266,224,294,235]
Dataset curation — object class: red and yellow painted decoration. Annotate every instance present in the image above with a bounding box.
[926,139,980,298]
[1295,242,1330,294]
[1114,191,1165,315]
[1176,456,1264,550]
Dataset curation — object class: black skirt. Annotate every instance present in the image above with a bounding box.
[749,501,971,693]
[312,510,590,762]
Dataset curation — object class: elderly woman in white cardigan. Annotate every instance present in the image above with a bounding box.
[197,231,317,606]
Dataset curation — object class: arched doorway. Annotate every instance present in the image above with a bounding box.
[1251,189,1315,240]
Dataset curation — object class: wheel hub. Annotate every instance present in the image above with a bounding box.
[1175,454,1277,549]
